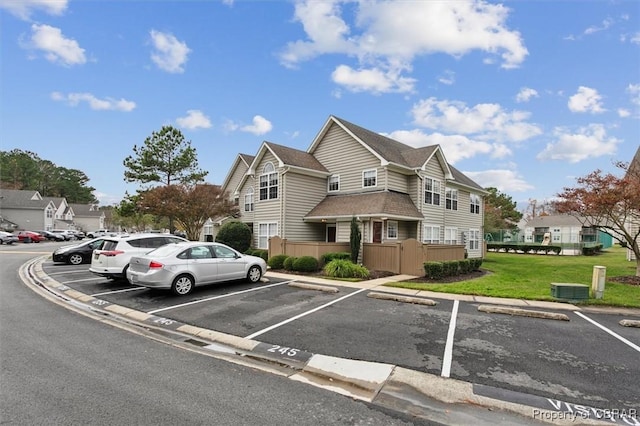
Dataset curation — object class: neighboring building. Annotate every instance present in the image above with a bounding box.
[68,203,106,232]
[524,214,608,247]
[222,115,487,258]
[0,189,58,231]
[0,189,95,232]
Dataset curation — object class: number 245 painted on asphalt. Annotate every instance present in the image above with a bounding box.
[267,345,300,357]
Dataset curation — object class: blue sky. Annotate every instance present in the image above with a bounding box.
[1,0,638,211]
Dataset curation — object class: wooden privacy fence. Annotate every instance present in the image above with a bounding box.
[269,237,466,276]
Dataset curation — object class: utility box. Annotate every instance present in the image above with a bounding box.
[551,283,590,301]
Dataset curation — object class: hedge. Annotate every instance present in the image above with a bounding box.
[292,256,319,272]
[424,258,483,279]
[487,243,561,255]
[283,256,297,271]
[267,254,289,269]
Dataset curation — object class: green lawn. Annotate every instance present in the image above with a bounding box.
[386,246,640,308]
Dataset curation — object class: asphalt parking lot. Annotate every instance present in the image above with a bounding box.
[34,255,640,420]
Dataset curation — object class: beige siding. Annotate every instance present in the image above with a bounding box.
[252,151,282,247]
[312,123,382,193]
[236,176,255,223]
[283,171,327,241]
[222,162,248,199]
[386,169,408,193]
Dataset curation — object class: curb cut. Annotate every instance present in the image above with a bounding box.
[478,305,570,321]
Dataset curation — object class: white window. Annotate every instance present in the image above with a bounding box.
[469,229,480,250]
[363,169,377,187]
[258,222,278,249]
[46,208,53,218]
[328,175,340,192]
[259,162,278,201]
[470,194,481,214]
[244,188,254,212]
[423,224,440,244]
[424,178,441,206]
[387,221,398,239]
[446,188,458,210]
[444,227,458,245]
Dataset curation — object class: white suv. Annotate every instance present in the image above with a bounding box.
[89,233,187,282]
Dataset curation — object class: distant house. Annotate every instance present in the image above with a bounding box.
[0,189,58,231]
[220,115,487,258]
[524,214,610,247]
[68,203,106,232]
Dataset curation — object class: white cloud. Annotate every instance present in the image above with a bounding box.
[51,92,136,111]
[386,130,492,163]
[567,86,605,113]
[331,64,416,94]
[463,169,534,192]
[150,30,191,73]
[410,97,542,143]
[536,124,620,163]
[176,110,212,130]
[0,0,67,20]
[24,24,86,66]
[627,83,640,106]
[280,0,527,94]
[239,115,273,135]
[515,87,538,103]
[584,17,614,35]
[618,108,631,118]
[438,70,456,86]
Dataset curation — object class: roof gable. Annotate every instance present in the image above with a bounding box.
[221,153,254,194]
[248,141,328,175]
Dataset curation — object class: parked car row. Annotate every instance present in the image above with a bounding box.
[0,229,86,244]
[51,233,268,296]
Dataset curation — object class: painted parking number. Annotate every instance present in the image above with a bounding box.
[267,345,299,357]
[153,318,175,326]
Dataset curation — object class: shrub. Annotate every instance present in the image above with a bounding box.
[283,256,297,271]
[215,221,252,253]
[292,256,319,272]
[350,217,361,263]
[324,259,370,279]
[267,254,289,269]
[321,252,351,264]
[255,249,269,261]
[442,261,459,276]
[458,259,471,274]
[470,258,483,271]
[424,262,444,279]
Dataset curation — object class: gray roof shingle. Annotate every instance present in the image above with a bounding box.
[304,190,423,220]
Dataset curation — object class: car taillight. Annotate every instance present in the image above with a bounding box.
[101,250,125,257]
[149,261,163,269]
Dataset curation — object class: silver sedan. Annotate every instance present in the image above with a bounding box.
[126,242,267,295]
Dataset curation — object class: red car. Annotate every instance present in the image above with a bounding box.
[17,231,44,243]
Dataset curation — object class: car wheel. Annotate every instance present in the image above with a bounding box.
[247,265,262,283]
[68,254,83,265]
[172,274,194,296]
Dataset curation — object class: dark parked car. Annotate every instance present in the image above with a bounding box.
[36,230,66,241]
[52,238,107,265]
[0,231,19,245]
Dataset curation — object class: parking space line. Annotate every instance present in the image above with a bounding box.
[575,311,640,353]
[92,287,147,296]
[62,277,110,284]
[245,287,370,340]
[147,280,296,315]
[441,300,459,378]
[47,270,89,276]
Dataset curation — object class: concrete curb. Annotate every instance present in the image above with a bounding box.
[288,282,339,293]
[619,319,640,328]
[478,305,571,321]
[367,291,437,306]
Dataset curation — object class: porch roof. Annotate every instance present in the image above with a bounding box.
[304,190,423,222]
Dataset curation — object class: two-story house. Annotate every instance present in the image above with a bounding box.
[223,115,487,259]
[0,189,58,231]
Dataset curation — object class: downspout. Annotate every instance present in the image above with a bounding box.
[415,170,422,240]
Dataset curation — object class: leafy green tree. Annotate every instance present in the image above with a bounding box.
[216,221,252,252]
[112,193,154,232]
[350,216,361,263]
[484,187,523,232]
[0,149,97,203]
[123,126,208,187]
[123,126,208,232]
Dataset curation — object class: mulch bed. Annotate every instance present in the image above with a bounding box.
[608,275,640,286]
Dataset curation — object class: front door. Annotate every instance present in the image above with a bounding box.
[373,221,382,243]
[327,225,336,242]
